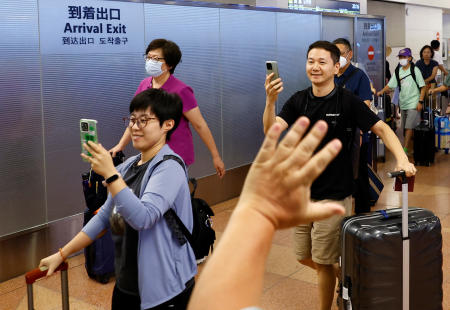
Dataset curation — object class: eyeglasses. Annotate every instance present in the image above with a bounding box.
[144,54,165,62]
[123,116,158,129]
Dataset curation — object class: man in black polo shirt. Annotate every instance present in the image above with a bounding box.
[263,41,416,310]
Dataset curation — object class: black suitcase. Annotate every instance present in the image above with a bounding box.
[338,171,443,310]
[414,94,435,166]
[82,151,125,283]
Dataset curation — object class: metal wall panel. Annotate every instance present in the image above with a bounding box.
[275,12,321,113]
[0,0,46,236]
[144,4,221,178]
[321,15,354,47]
[220,9,277,168]
[41,54,144,220]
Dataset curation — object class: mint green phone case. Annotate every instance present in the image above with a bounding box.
[80,119,98,161]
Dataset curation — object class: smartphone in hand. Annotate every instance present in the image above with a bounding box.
[80,119,98,161]
[266,61,280,82]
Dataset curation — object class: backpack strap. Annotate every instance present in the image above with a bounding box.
[395,64,401,92]
[151,155,196,248]
[142,154,194,247]
[395,63,420,92]
[338,66,359,89]
[409,62,420,90]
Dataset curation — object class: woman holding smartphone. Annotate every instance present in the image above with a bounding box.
[110,39,225,178]
[40,89,197,310]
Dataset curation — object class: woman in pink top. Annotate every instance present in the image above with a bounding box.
[111,39,225,177]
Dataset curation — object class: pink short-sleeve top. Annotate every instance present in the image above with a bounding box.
[135,75,197,165]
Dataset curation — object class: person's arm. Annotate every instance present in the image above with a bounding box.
[184,107,225,178]
[188,118,345,310]
[376,84,392,97]
[109,128,132,156]
[39,231,93,276]
[83,141,186,230]
[414,68,426,111]
[424,66,438,84]
[370,120,416,176]
[438,64,448,76]
[263,74,288,134]
[417,87,426,111]
[430,85,449,94]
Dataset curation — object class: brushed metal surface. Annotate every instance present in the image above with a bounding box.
[0,214,83,282]
[41,54,143,221]
[275,12,321,114]
[321,15,355,48]
[0,165,247,282]
[144,4,222,178]
[220,9,276,169]
[0,0,46,236]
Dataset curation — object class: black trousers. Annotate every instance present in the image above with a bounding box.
[354,141,371,214]
[111,278,195,310]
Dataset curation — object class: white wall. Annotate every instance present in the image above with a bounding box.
[367,0,405,47]
[443,14,450,67]
[376,0,450,10]
[405,4,442,61]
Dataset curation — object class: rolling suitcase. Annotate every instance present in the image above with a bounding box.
[25,262,69,310]
[338,171,443,310]
[414,95,435,166]
[82,151,125,283]
[434,115,450,153]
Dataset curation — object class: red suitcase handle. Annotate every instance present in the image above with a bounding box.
[25,261,68,284]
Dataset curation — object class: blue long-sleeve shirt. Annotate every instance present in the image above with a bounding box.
[82,144,197,309]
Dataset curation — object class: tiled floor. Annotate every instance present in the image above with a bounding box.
[0,150,448,310]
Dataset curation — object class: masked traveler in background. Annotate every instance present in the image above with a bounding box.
[264,40,416,310]
[40,89,197,310]
[110,39,225,178]
[333,38,374,215]
[377,48,426,155]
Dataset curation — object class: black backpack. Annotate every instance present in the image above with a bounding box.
[395,62,420,92]
[151,155,216,260]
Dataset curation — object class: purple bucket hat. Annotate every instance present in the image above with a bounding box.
[398,48,412,57]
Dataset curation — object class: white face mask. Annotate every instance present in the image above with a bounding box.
[339,56,348,68]
[399,59,409,67]
[145,59,164,77]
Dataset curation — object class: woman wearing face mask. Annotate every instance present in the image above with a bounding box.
[110,39,225,178]
[377,48,426,154]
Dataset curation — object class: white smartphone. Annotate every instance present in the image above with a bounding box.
[80,119,98,161]
[266,61,280,82]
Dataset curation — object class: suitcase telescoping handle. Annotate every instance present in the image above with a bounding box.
[388,170,409,310]
[25,262,69,310]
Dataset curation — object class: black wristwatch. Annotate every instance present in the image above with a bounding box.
[105,174,119,185]
[419,100,424,104]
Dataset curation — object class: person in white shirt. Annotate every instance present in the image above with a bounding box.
[431,40,448,81]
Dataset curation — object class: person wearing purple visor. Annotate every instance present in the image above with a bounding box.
[377,48,426,154]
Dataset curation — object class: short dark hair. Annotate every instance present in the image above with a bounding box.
[419,45,435,59]
[307,40,340,64]
[430,40,440,50]
[332,38,352,51]
[146,39,182,74]
[129,88,182,141]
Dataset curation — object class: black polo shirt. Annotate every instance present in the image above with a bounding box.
[278,86,380,200]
